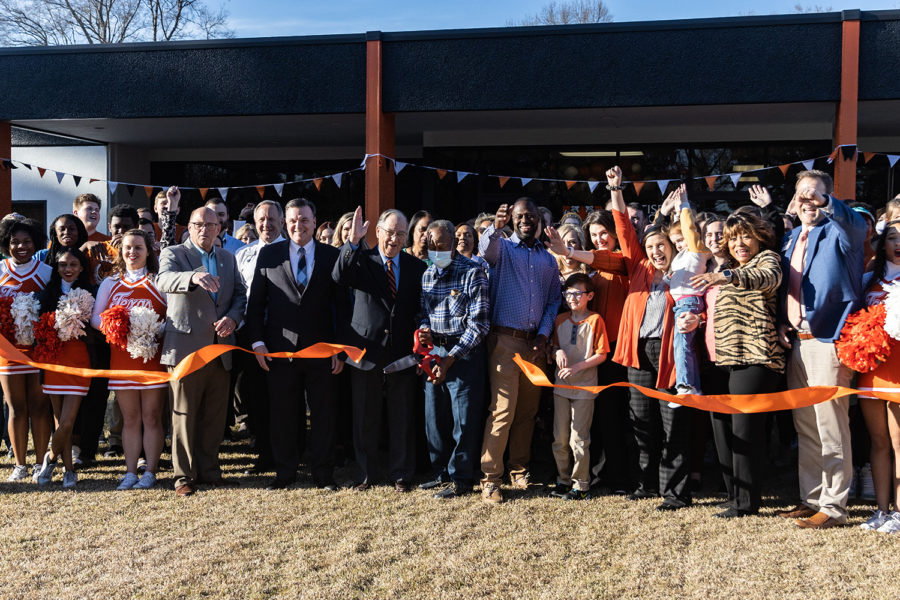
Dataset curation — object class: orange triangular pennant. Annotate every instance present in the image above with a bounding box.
[863,152,875,164]
[436,169,448,180]
[89,178,98,184]
[314,178,323,191]
[778,164,790,177]
[144,186,155,199]
[704,176,717,191]
[37,167,46,178]
[633,182,645,196]
[828,148,840,163]
[499,176,510,188]
[199,188,209,201]
[256,186,266,198]
[565,180,576,190]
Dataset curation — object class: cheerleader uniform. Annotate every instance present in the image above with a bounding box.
[857,265,900,398]
[41,281,92,396]
[91,268,168,390]
[0,257,53,375]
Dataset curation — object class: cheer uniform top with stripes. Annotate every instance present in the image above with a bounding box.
[857,265,900,398]
[91,268,168,390]
[0,257,52,375]
[42,281,93,396]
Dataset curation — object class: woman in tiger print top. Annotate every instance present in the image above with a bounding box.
[690,212,784,518]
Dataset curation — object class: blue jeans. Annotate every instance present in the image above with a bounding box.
[673,295,704,393]
[424,343,485,488]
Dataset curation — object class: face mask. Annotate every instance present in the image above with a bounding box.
[428,250,453,268]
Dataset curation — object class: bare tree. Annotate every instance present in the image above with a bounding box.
[792,4,833,12]
[508,0,613,26]
[0,0,232,45]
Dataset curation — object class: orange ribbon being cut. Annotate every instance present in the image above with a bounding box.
[0,335,365,384]
[513,354,900,413]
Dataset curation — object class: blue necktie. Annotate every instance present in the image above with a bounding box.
[296,248,308,290]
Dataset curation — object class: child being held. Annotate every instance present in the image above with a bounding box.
[550,273,609,500]
[666,184,711,397]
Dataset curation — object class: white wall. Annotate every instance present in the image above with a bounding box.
[10,145,108,231]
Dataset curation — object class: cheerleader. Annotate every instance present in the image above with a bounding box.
[90,229,167,490]
[0,218,53,482]
[35,248,94,489]
[857,219,900,533]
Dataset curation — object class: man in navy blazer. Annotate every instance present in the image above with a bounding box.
[776,169,867,529]
[245,198,349,490]
[332,206,426,492]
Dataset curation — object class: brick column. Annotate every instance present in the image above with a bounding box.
[833,10,860,200]
[365,31,395,246]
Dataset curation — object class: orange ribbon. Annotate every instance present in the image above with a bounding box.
[513,354,900,414]
[0,335,365,384]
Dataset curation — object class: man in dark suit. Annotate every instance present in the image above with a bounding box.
[245,198,347,490]
[332,206,426,492]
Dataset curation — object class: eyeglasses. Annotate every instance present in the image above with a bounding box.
[189,222,218,230]
[563,290,586,299]
[378,228,407,241]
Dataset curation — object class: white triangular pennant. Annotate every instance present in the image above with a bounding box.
[456,171,470,183]
[394,161,407,175]
[108,181,119,195]
[729,173,741,188]
[274,183,284,197]
[587,181,600,193]
[55,171,65,184]
[332,173,343,188]
[802,159,814,171]
[217,187,229,201]
[888,155,900,168]
[656,179,671,195]
[520,178,532,187]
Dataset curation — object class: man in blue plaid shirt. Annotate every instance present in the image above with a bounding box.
[417,220,491,499]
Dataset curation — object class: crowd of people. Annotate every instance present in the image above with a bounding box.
[1,164,899,534]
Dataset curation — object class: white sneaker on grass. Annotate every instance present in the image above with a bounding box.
[62,470,77,490]
[117,472,140,490]
[37,451,58,485]
[876,512,900,534]
[71,445,82,467]
[133,471,157,489]
[31,464,41,483]
[860,509,891,531]
[7,464,29,481]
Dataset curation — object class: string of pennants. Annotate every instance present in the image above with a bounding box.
[1,144,898,199]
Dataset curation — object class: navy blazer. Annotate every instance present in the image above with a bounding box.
[332,243,426,371]
[779,196,868,342]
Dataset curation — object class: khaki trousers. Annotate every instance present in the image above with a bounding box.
[170,359,229,488]
[480,332,542,485]
[552,393,594,490]
[787,337,853,521]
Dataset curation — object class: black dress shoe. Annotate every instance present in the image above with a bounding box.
[434,484,472,499]
[244,462,274,475]
[714,507,755,519]
[418,477,448,490]
[395,480,411,493]
[656,501,688,512]
[266,477,295,490]
[626,489,659,501]
[316,481,339,491]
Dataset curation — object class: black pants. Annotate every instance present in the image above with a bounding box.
[267,358,337,484]
[235,338,273,467]
[76,340,110,461]
[626,338,692,506]
[710,364,779,513]
[350,364,416,484]
[590,341,630,491]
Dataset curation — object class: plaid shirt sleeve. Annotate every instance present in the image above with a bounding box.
[450,264,490,358]
[421,259,491,359]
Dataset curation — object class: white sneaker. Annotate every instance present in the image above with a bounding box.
[133,471,157,490]
[71,445,82,466]
[31,464,41,483]
[117,472,140,490]
[37,451,57,486]
[62,470,77,490]
[859,463,876,501]
[137,458,147,473]
[876,512,900,534]
[860,509,891,531]
[7,464,29,481]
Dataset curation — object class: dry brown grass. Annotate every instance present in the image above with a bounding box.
[0,441,896,600]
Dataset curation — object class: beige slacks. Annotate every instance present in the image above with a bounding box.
[552,393,594,490]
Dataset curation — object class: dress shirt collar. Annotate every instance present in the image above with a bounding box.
[379,250,399,270]
[260,234,285,247]
[290,237,315,256]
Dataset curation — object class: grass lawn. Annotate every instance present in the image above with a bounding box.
[0,438,895,600]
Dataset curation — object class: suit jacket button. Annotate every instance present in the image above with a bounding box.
[384,329,390,335]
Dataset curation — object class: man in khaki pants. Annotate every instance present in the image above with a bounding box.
[158,206,246,497]
[478,199,560,503]
[777,170,867,529]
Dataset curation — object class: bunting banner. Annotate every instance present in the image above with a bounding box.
[3,145,899,200]
[512,354,900,414]
[0,335,365,384]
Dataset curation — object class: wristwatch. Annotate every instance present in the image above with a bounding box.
[721,269,734,283]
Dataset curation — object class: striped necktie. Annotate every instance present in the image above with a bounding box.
[385,258,397,299]
[296,247,308,291]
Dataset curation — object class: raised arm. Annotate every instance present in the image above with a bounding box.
[677,185,708,253]
[478,203,510,266]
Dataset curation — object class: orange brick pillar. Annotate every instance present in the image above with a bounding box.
[833,10,860,200]
[365,31,396,247]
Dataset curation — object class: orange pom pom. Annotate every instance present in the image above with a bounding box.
[0,296,14,342]
[99,305,130,350]
[835,304,892,373]
[32,312,62,363]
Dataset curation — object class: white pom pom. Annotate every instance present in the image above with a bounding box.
[54,288,95,342]
[884,281,900,341]
[126,306,164,362]
[10,292,39,345]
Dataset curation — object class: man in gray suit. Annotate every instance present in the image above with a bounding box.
[157,206,247,497]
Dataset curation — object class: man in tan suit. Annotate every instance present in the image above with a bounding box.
[157,206,247,497]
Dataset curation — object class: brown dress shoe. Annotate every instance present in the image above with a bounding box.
[482,482,503,504]
[353,483,371,492]
[794,511,845,529]
[394,480,411,493]
[776,504,817,519]
[175,484,195,497]
[510,475,530,490]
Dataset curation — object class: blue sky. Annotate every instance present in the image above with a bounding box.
[220,0,899,38]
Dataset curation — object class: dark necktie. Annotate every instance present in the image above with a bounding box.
[385,259,397,299]
[296,248,308,291]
